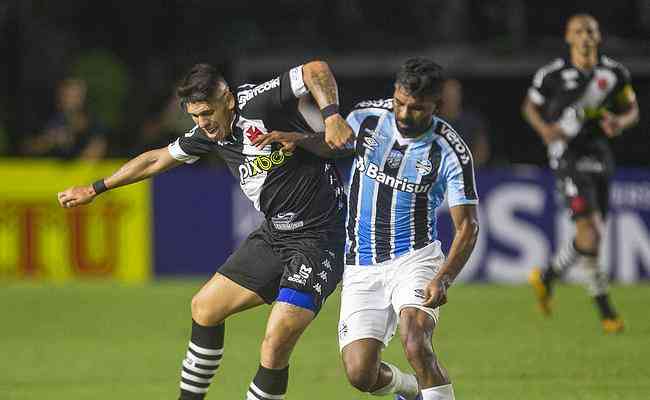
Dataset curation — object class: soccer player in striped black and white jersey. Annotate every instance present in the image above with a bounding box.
[253,58,479,400]
[523,14,639,333]
[57,60,352,400]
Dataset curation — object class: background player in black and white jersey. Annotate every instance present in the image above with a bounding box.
[522,14,639,333]
[56,60,353,400]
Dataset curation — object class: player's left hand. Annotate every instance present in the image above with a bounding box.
[57,185,96,208]
[252,131,304,152]
[422,277,449,308]
[600,111,623,138]
[324,114,353,149]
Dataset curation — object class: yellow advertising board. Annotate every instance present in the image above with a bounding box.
[0,159,151,282]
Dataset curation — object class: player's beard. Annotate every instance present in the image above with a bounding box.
[396,119,432,137]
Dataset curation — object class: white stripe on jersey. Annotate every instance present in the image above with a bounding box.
[352,158,364,265]
[532,58,565,88]
[289,65,309,97]
[168,139,200,164]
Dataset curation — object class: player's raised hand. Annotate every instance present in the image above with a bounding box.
[57,186,96,208]
[324,114,353,149]
[600,111,623,137]
[252,131,304,152]
[422,277,449,308]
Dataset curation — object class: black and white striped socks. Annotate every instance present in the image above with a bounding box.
[246,365,289,400]
[550,239,580,275]
[179,320,225,400]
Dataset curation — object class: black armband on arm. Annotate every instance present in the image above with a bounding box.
[92,179,108,195]
[320,104,340,120]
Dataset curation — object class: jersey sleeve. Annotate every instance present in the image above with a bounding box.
[345,110,364,138]
[237,65,311,125]
[282,65,310,101]
[167,126,214,164]
[528,65,554,106]
[442,144,479,208]
[343,110,365,151]
[613,64,636,107]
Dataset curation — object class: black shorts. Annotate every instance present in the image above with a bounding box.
[217,220,344,313]
[554,153,612,219]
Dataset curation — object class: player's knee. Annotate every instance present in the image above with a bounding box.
[190,293,209,324]
[344,363,378,392]
[191,292,223,325]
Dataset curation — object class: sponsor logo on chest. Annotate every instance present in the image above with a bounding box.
[356,158,431,194]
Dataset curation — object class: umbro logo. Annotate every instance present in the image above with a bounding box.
[363,136,377,151]
[415,159,432,175]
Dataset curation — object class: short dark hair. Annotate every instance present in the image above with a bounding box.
[395,57,444,98]
[177,63,228,110]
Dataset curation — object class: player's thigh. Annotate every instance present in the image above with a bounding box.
[595,173,611,218]
[391,245,443,327]
[192,272,265,325]
[277,230,345,314]
[217,224,285,304]
[555,168,600,219]
[338,265,395,351]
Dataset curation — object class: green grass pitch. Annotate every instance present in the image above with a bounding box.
[1,281,649,399]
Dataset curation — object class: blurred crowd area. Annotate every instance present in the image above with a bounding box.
[0,0,648,166]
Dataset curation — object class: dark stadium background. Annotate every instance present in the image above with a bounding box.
[0,0,648,165]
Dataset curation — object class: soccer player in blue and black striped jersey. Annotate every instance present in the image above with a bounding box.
[254,58,479,400]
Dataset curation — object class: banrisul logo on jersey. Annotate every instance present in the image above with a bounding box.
[239,150,292,184]
[356,158,431,194]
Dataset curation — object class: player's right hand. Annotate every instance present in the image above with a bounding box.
[252,131,304,152]
[324,114,353,149]
[57,186,96,208]
[422,278,449,309]
[600,111,623,137]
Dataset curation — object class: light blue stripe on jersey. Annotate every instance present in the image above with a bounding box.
[392,141,428,257]
[391,144,413,258]
[356,114,392,264]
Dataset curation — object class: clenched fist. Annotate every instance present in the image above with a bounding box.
[57,186,96,208]
[324,114,353,149]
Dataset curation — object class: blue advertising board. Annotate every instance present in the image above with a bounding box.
[153,165,650,283]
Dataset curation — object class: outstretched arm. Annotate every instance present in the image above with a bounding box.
[302,61,353,149]
[57,146,182,208]
[423,204,479,308]
[252,130,353,159]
